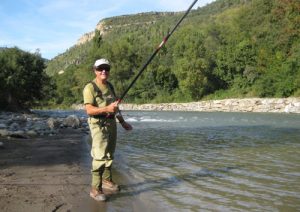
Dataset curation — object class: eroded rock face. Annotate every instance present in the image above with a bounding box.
[76,18,158,46]
[76,21,107,46]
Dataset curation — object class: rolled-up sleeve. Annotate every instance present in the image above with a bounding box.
[83,84,94,105]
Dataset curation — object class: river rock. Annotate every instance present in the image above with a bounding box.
[116,98,300,113]
[9,123,20,131]
[47,118,60,130]
[63,115,81,128]
[284,102,300,113]
[26,130,38,137]
[0,129,10,137]
[10,130,28,139]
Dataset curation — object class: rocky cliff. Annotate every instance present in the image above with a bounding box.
[75,12,175,46]
[76,21,107,45]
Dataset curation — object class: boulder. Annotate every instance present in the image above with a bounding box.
[0,129,10,137]
[47,118,60,130]
[26,130,38,137]
[10,130,28,139]
[9,122,20,131]
[63,115,81,128]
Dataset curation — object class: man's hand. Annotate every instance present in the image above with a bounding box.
[106,101,119,113]
[121,121,133,131]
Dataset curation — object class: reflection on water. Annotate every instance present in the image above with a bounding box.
[116,112,300,211]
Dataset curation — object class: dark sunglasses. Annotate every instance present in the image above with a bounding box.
[95,68,110,72]
[95,66,110,72]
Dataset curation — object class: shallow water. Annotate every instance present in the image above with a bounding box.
[39,110,300,211]
[115,111,300,211]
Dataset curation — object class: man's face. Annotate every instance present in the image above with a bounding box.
[95,66,110,80]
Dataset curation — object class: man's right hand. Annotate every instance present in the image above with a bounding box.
[106,101,118,113]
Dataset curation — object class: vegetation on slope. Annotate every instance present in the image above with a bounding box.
[2,0,299,110]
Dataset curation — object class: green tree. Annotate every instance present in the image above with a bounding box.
[0,47,55,111]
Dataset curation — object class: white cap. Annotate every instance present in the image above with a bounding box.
[94,58,110,68]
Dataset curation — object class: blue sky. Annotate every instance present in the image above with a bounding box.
[0,0,215,60]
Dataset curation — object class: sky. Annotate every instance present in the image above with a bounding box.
[0,0,215,60]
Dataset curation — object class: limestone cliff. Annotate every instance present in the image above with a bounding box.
[75,12,172,46]
[76,21,107,46]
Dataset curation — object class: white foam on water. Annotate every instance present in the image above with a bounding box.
[125,115,180,123]
[126,117,139,122]
[140,118,177,122]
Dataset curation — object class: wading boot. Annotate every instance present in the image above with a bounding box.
[102,179,120,192]
[89,188,106,201]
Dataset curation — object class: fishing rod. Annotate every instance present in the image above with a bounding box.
[117,0,198,103]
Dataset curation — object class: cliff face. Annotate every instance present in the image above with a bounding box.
[76,21,107,45]
[46,12,169,76]
[75,14,161,46]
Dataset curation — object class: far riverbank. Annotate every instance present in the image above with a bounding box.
[73,98,300,113]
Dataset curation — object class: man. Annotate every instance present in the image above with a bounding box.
[83,58,132,201]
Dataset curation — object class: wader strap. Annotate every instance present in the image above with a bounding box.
[89,81,117,99]
[89,81,116,119]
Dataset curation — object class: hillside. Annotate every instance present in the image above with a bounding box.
[45,11,181,76]
[45,0,300,106]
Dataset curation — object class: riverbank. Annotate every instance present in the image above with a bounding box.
[0,128,153,212]
[120,98,300,113]
[0,128,90,211]
[72,97,300,113]
[0,111,155,211]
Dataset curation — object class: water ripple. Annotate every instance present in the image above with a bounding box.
[117,111,300,211]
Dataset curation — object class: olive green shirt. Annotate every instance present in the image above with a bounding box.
[83,79,116,108]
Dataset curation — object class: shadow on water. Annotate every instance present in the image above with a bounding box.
[109,166,239,201]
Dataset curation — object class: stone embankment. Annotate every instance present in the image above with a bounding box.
[117,98,300,113]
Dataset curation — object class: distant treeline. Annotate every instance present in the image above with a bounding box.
[1,0,299,110]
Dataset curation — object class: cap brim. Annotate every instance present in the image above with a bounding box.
[95,64,110,70]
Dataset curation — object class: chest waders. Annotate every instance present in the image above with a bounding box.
[89,81,118,127]
[87,81,117,190]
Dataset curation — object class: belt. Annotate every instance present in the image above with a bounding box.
[91,114,115,119]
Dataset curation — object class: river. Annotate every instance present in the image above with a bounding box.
[43,110,300,211]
